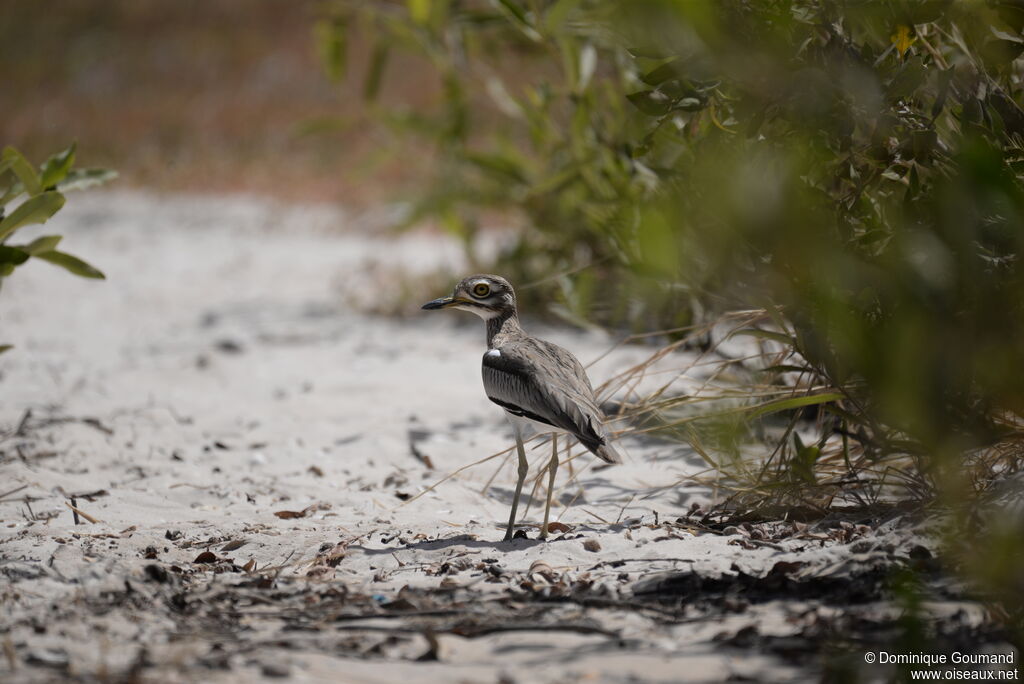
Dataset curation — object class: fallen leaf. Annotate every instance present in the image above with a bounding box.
[193,551,217,564]
[274,510,307,519]
[891,24,917,57]
[582,539,601,553]
[768,560,805,577]
[528,560,555,579]
[546,521,572,534]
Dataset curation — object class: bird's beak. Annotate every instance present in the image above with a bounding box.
[421,295,456,310]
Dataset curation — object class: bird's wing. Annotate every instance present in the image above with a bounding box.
[481,339,606,451]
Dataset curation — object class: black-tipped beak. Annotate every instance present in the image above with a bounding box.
[421,296,455,310]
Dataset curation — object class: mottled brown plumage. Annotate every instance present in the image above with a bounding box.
[422,274,621,540]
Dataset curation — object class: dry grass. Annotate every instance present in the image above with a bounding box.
[405,308,1024,521]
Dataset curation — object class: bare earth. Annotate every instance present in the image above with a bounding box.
[0,192,1008,683]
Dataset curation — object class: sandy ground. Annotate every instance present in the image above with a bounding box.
[0,192,1015,683]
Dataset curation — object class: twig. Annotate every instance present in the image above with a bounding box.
[64,501,101,524]
[614,494,637,524]
[580,508,611,525]
[328,622,620,639]
[15,409,32,436]
[2,634,16,672]
[0,484,28,501]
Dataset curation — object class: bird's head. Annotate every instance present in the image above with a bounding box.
[421,274,517,320]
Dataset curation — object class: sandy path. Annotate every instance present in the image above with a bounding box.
[0,192,965,683]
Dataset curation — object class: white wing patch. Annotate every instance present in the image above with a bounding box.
[485,348,501,358]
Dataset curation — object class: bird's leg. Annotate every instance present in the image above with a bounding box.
[540,434,559,539]
[503,425,529,541]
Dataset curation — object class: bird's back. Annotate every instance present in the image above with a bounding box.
[482,333,622,464]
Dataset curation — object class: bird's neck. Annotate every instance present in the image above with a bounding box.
[486,309,523,348]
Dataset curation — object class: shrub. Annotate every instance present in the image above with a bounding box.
[318,0,1024,623]
[0,143,116,352]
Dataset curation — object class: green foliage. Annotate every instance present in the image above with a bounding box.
[319,0,1024,622]
[0,143,116,351]
[321,0,1024,466]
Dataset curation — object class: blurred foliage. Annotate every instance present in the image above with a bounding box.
[0,143,115,353]
[320,0,1024,454]
[0,0,370,203]
[319,0,1024,624]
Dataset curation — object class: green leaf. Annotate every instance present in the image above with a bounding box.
[626,90,674,116]
[790,432,821,484]
[746,392,844,420]
[464,151,528,183]
[314,18,347,82]
[637,208,679,276]
[640,60,681,87]
[0,245,30,265]
[408,0,430,24]
[0,345,12,355]
[886,56,927,100]
[20,235,63,255]
[495,0,541,40]
[2,147,42,196]
[39,142,77,189]
[0,191,65,242]
[364,42,390,101]
[56,168,118,192]
[980,38,1024,68]
[33,250,105,279]
[0,181,25,208]
[543,0,582,32]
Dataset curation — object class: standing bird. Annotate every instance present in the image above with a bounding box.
[422,274,622,541]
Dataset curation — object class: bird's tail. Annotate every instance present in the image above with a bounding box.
[592,441,623,465]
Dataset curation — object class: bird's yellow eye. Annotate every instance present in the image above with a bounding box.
[472,283,490,297]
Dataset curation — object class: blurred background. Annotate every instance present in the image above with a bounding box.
[3,0,1023,647]
[1,0,439,205]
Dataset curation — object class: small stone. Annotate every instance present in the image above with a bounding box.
[908,544,932,560]
[262,662,291,678]
[144,564,169,583]
[582,539,601,553]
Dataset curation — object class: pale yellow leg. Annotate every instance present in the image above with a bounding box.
[503,424,529,542]
[540,434,558,539]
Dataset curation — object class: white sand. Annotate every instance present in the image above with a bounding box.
[0,192,938,683]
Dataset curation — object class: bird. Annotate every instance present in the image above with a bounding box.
[422,274,622,541]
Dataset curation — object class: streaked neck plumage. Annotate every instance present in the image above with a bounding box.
[486,307,523,348]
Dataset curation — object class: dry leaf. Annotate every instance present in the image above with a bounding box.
[891,24,916,57]
[274,510,307,519]
[193,551,217,564]
[546,521,572,534]
[582,539,601,553]
[528,560,555,579]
